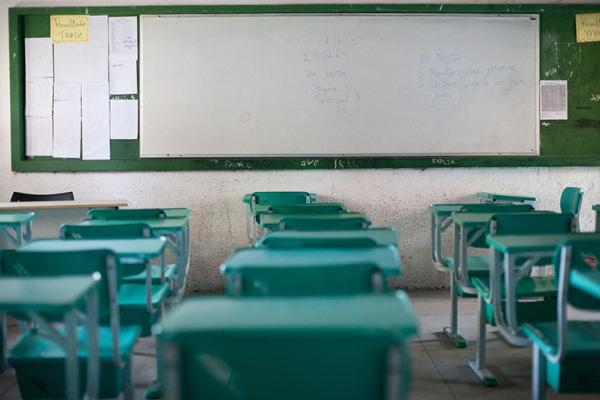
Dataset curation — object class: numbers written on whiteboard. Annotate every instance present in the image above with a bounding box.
[431,158,456,167]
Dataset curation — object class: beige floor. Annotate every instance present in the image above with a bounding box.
[0,289,598,399]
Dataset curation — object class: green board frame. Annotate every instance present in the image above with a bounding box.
[9,4,600,172]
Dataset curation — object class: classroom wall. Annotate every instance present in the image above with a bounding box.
[2,0,600,293]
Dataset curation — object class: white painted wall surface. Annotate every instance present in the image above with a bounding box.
[2,0,599,293]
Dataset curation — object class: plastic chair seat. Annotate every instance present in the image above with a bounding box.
[122,263,177,285]
[443,255,489,276]
[118,284,170,308]
[471,276,557,301]
[9,325,140,361]
[523,321,600,357]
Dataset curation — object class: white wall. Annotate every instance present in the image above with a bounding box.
[2,0,599,294]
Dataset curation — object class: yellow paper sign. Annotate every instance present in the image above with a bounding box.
[576,13,600,43]
[51,15,89,43]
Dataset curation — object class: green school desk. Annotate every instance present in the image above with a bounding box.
[0,212,35,247]
[221,246,400,296]
[259,212,370,232]
[256,228,398,249]
[486,233,600,343]
[570,269,600,301]
[476,192,537,204]
[158,293,417,400]
[79,216,190,296]
[0,276,99,400]
[429,204,465,271]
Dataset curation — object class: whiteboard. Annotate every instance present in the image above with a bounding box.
[139,14,539,157]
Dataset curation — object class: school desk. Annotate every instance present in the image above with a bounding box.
[476,192,537,204]
[0,212,35,247]
[0,200,127,241]
[158,293,417,400]
[256,228,398,249]
[258,212,370,232]
[0,276,99,400]
[79,217,189,296]
[429,204,465,271]
[220,246,400,296]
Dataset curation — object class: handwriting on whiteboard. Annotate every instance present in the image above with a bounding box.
[431,158,456,166]
[224,160,253,169]
[300,159,320,168]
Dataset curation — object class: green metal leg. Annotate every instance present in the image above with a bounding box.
[469,295,497,386]
[443,273,467,348]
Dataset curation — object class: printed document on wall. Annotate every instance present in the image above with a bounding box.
[540,80,568,120]
[109,57,137,94]
[83,119,110,160]
[110,99,138,139]
[109,17,138,59]
[26,117,53,156]
[53,100,81,158]
[25,78,53,117]
[25,38,53,78]
[54,43,82,82]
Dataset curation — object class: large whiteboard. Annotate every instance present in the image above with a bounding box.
[139,14,539,157]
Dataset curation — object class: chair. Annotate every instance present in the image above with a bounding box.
[59,224,173,337]
[10,191,74,202]
[256,228,398,249]
[87,208,166,220]
[559,187,583,230]
[276,213,371,231]
[522,239,600,399]
[0,249,139,400]
[468,212,575,386]
[159,293,418,400]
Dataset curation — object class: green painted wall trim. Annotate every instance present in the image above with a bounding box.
[9,4,600,172]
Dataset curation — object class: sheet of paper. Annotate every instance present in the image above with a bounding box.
[109,57,137,94]
[82,119,110,160]
[82,42,109,84]
[51,15,89,43]
[25,78,53,117]
[54,43,82,82]
[82,84,109,121]
[576,13,600,43]
[110,99,138,139]
[88,15,108,43]
[540,80,568,120]
[25,38,53,78]
[109,17,138,59]
[25,117,53,156]
[54,81,80,102]
[53,100,81,158]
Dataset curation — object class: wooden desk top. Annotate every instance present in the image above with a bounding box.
[0,200,128,211]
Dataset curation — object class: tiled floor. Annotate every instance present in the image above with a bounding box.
[0,290,598,399]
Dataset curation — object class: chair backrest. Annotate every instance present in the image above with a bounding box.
[555,239,600,311]
[267,203,347,214]
[251,191,313,206]
[10,191,74,202]
[60,223,151,239]
[280,215,371,231]
[489,212,575,236]
[0,249,119,323]
[559,187,583,216]
[87,208,166,220]
[459,203,534,213]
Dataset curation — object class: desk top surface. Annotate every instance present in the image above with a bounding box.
[20,238,167,259]
[570,270,600,301]
[80,217,188,231]
[0,276,96,313]
[486,233,600,254]
[257,228,398,248]
[260,212,369,226]
[0,200,128,211]
[0,212,35,225]
[476,192,537,203]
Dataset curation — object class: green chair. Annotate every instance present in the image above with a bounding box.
[271,213,371,232]
[87,208,167,220]
[256,228,398,249]
[468,213,575,386]
[60,223,178,286]
[221,246,400,296]
[559,187,583,230]
[158,293,418,400]
[0,249,140,400]
[522,239,600,399]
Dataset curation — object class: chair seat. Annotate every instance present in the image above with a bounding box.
[118,283,170,308]
[122,263,177,285]
[8,325,140,361]
[471,276,557,301]
[523,321,600,357]
[443,255,489,276]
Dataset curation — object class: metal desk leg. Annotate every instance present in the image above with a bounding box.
[0,312,7,372]
[532,344,547,400]
[443,226,467,348]
[64,310,79,400]
[469,295,498,386]
[85,289,99,400]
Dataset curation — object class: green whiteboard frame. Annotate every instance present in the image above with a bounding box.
[9,4,600,172]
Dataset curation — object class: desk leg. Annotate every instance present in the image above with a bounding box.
[532,344,547,400]
[64,310,79,400]
[443,226,467,348]
[0,312,7,372]
[469,295,497,386]
[85,289,99,400]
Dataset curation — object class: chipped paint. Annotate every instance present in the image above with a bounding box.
[542,122,551,127]
[544,68,557,77]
